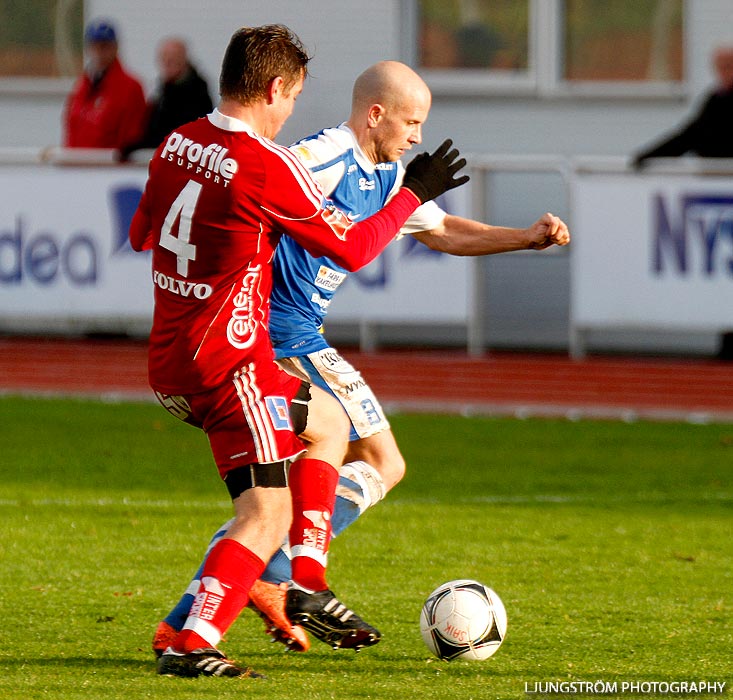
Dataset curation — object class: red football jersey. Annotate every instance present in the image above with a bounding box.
[130,111,419,394]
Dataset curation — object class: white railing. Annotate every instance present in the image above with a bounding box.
[568,156,733,357]
[466,154,733,357]
[2,148,732,357]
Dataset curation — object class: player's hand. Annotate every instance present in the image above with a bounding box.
[402,139,470,204]
[527,212,570,250]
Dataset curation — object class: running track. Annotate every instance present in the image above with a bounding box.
[1,336,733,423]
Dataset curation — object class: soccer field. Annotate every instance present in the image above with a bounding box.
[0,396,730,699]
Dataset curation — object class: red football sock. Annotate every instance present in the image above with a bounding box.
[174,538,264,653]
[288,457,339,591]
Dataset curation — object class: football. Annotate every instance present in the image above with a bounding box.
[419,579,507,661]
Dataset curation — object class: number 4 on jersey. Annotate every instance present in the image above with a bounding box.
[159,180,202,277]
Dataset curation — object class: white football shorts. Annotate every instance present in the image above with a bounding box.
[276,347,390,440]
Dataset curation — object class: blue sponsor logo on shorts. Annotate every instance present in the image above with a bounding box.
[265,396,292,431]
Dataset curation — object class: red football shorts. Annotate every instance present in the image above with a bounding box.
[154,360,306,478]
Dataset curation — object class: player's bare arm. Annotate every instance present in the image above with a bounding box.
[411,212,570,256]
[267,139,469,273]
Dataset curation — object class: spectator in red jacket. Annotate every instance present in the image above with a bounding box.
[62,19,147,151]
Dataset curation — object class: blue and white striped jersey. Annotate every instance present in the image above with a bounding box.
[269,123,445,357]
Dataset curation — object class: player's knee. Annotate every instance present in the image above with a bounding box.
[381,453,406,491]
[365,447,406,491]
[227,486,292,559]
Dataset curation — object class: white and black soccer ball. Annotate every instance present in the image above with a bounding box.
[420,579,507,661]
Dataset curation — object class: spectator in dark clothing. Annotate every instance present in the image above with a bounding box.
[632,46,733,167]
[122,38,213,158]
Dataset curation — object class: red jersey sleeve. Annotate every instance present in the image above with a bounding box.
[257,138,420,271]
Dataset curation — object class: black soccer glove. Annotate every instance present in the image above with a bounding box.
[402,139,470,204]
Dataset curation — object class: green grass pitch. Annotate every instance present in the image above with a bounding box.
[0,396,730,699]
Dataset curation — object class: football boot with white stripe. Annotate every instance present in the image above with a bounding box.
[156,647,264,678]
[285,587,381,650]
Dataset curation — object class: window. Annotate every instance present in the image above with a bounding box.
[411,0,686,98]
[418,0,529,72]
[0,0,83,82]
[563,0,683,82]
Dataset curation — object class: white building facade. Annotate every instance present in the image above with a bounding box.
[1,0,731,354]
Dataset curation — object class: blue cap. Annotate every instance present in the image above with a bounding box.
[84,19,117,44]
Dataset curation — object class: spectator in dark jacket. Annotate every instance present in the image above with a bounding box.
[123,37,213,158]
[632,46,733,167]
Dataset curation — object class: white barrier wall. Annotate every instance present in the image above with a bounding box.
[0,163,152,333]
[327,235,471,323]
[4,154,731,355]
[570,163,733,354]
[0,157,473,337]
